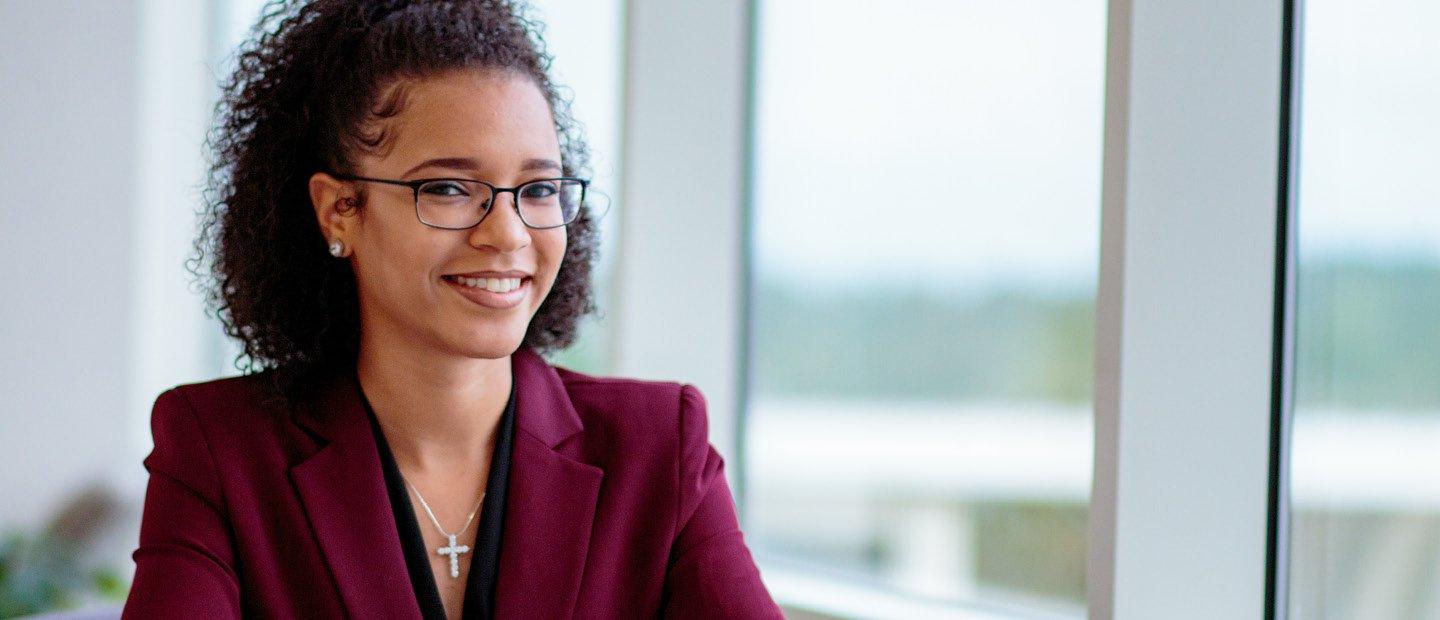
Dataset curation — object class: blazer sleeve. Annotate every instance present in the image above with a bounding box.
[122,388,242,618]
[660,384,785,619]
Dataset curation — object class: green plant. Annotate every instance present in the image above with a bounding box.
[0,483,128,617]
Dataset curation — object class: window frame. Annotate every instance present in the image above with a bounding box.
[1089,0,1300,618]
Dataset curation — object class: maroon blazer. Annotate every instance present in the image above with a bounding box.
[122,345,783,618]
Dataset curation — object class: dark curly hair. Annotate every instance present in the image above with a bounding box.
[193,0,600,405]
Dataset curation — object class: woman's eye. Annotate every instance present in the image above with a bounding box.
[421,181,470,197]
[521,183,558,199]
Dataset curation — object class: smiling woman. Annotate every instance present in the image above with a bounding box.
[308,69,574,365]
[120,0,781,618]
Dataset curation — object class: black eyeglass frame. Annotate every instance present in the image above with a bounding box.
[329,172,590,230]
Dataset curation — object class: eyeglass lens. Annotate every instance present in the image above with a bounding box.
[415,179,584,229]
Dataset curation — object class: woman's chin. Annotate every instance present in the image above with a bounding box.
[431,283,542,357]
[441,324,527,360]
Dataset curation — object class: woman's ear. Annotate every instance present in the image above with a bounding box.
[309,171,355,246]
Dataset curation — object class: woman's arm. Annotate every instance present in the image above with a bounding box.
[660,384,785,619]
[122,388,243,618]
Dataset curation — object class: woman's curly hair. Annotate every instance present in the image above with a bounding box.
[194,0,600,405]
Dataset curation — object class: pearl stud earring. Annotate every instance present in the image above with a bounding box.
[328,240,344,257]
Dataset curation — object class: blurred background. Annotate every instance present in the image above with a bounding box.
[0,0,1437,618]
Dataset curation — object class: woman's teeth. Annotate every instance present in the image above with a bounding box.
[451,276,523,293]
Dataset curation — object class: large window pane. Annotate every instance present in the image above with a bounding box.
[747,0,1105,613]
[1290,1,1440,619]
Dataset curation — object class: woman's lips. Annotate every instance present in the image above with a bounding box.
[442,275,530,310]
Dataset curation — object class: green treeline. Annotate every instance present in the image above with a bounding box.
[751,258,1440,413]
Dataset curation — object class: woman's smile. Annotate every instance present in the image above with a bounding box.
[441,274,533,310]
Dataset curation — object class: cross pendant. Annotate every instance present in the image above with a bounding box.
[436,533,471,578]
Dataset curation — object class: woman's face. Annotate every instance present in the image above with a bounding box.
[310,68,567,361]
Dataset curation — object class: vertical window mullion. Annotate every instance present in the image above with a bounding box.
[1091,1,1291,618]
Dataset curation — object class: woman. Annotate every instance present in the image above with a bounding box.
[121,0,782,618]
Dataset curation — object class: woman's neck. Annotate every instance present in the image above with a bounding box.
[355,331,512,474]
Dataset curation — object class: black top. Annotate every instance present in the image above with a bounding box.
[360,383,516,620]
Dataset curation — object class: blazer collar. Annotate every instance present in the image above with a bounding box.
[287,345,604,619]
[290,345,584,448]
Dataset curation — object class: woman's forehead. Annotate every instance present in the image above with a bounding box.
[371,69,560,172]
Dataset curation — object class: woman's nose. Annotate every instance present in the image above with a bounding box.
[468,191,530,251]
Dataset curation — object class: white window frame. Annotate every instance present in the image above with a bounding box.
[1088,0,1298,618]
[609,0,1304,618]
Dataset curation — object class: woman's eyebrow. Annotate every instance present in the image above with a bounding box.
[522,157,562,172]
[402,156,561,177]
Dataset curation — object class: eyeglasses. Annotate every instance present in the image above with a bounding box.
[330,173,589,230]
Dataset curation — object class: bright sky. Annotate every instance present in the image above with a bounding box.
[753,0,1440,293]
[753,0,1107,292]
[1297,0,1440,261]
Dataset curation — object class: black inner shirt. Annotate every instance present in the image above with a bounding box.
[361,382,516,620]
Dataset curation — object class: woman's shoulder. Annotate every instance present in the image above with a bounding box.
[148,370,294,449]
[159,370,283,421]
[550,365,714,456]
[166,369,278,402]
[143,370,301,492]
[552,364,704,419]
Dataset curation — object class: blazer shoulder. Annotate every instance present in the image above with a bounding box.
[555,364,691,416]
[155,370,290,446]
[169,370,276,402]
[552,365,710,455]
[165,371,280,417]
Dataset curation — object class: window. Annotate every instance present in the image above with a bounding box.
[1289,1,1440,617]
[746,0,1106,613]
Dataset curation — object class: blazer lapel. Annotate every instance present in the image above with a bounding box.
[494,346,604,618]
[288,369,422,619]
[286,345,603,619]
